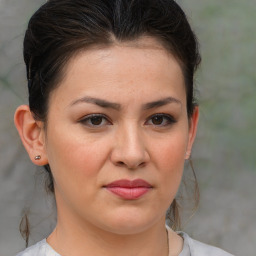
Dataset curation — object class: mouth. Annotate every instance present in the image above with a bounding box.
[104,179,153,200]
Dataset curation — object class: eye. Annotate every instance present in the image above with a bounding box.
[145,114,176,127]
[79,114,111,127]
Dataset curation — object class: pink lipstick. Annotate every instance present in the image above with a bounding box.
[105,179,152,200]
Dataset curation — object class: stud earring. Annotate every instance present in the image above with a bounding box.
[35,155,41,160]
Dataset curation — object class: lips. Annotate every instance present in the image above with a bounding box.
[104,179,153,200]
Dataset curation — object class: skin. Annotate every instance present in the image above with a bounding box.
[15,37,199,256]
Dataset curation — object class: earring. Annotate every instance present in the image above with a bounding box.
[185,152,190,159]
[34,155,41,160]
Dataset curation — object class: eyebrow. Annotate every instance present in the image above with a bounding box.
[70,96,121,110]
[70,96,181,110]
[142,97,181,110]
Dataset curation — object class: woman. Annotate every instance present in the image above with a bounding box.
[14,0,233,255]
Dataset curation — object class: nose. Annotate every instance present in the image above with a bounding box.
[110,123,150,170]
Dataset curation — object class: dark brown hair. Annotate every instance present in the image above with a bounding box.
[22,0,201,246]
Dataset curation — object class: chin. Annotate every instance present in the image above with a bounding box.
[97,209,164,235]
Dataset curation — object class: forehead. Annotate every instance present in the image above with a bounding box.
[63,36,182,77]
[49,36,186,106]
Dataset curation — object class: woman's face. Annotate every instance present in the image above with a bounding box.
[42,37,198,234]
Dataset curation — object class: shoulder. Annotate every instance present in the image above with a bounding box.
[16,239,60,256]
[179,232,234,256]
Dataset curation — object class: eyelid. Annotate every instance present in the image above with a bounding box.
[78,113,112,127]
[77,113,176,128]
[78,113,108,121]
[145,113,177,126]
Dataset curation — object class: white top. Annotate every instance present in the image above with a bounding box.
[16,232,234,256]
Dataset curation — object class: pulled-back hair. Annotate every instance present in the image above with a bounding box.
[22,0,201,246]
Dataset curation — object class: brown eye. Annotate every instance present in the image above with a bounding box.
[79,114,111,127]
[90,116,103,125]
[151,116,164,125]
[146,114,176,127]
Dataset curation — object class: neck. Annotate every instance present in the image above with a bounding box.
[47,215,169,256]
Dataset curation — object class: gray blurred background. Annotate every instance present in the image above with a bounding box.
[0,0,255,255]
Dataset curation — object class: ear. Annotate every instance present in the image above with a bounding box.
[185,106,199,159]
[14,105,48,166]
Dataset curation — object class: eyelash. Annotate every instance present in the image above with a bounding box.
[78,113,176,128]
[78,114,112,127]
[145,113,177,127]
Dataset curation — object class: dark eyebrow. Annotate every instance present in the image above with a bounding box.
[142,97,181,110]
[70,96,181,111]
[70,96,121,110]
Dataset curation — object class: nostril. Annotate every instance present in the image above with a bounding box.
[115,161,146,169]
[117,161,125,167]
[138,162,146,168]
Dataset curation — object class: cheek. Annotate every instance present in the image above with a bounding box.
[150,129,188,199]
[45,128,110,187]
[152,131,188,171]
